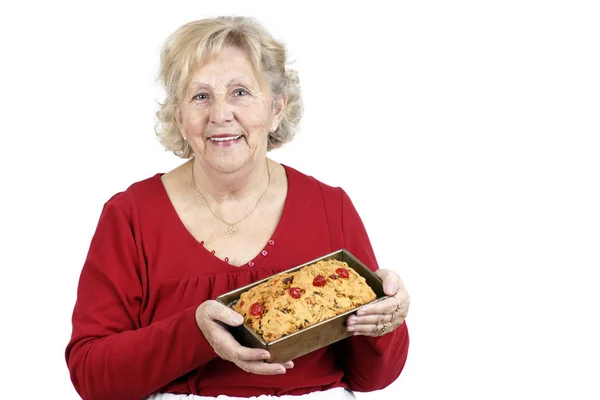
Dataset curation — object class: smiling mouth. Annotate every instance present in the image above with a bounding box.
[209,135,242,142]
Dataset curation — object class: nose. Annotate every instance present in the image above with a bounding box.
[209,95,234,125]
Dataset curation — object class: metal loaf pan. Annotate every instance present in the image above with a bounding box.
[215,249,389,363]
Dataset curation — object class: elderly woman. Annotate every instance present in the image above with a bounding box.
[66,16,410,400]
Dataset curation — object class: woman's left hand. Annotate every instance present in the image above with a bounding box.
[346,269,410,337]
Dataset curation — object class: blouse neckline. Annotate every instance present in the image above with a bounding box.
[153,163,295,271]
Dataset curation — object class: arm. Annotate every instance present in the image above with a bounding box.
[65,197,217,400]
[335,188,410,392]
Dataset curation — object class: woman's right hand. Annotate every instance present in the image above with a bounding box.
[195,300,293,375]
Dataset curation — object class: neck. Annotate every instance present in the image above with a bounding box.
[190,158,270,204]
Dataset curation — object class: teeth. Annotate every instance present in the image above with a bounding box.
[210,135,241,142]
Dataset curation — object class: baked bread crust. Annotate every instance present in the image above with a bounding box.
[232,259,377,342]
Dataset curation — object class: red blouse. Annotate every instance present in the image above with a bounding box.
[65,165,409,400]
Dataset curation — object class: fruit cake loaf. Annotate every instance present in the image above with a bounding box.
[232,259,377,342]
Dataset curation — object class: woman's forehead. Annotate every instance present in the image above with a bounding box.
[188,47,264,89]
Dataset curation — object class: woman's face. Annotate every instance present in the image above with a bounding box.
[177,45,284,174]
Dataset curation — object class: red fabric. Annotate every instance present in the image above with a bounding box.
[66,165,409,400]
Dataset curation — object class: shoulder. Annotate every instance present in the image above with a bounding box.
[283,164,345,202]
[103,173,165,214]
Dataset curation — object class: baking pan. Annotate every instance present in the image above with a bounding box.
[215,248,389,363]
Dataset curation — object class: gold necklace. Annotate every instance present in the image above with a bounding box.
[191,160,271,236]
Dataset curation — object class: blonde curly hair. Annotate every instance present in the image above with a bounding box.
[155,16,303,158]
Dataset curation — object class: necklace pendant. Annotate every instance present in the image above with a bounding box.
[225,225,236,236]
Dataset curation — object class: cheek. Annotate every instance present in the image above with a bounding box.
[182,110,208,132]
[241,104,273,131]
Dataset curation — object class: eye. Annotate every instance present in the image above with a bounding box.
[191,93,208,101]
[233,88,248,97]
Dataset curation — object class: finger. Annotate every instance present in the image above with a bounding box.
[349,323,381,337]
[356,297,399,316]
[232,345,273,363]
[350,322,402,336]
[282,361,294,369]
[206,326,270,362]
[375,269,401,296]
[394,293,411,317]
[205,300,244,326]
[347,313,393,327]
[236,360,289,375]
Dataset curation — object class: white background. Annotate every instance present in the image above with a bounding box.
[1,0,599,399]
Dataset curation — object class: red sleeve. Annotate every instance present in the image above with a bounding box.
[65,195,217,400]
[334,188,410,392]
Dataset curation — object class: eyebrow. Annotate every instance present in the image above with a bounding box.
[189,77,256,91]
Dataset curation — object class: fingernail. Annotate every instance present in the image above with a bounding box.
[261,352,271,360]
[278,367,286,374]
[357,309,365,316]
[347,326,355,332]
[385,283,397,294]
[232,314,243,324]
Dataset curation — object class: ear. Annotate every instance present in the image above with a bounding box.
[272,93,288,128]
[175,106,185,134]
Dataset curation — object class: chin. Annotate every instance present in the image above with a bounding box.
[201,146,264,173]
